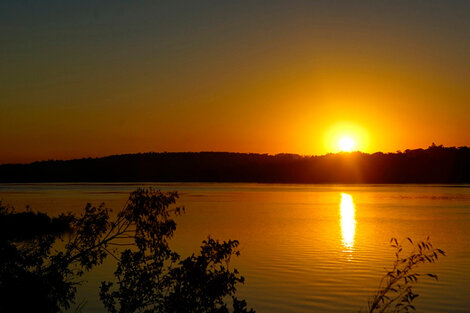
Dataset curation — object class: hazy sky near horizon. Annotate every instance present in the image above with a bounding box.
[1,1,469,163]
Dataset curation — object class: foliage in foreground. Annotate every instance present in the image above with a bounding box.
[0,188,253,313]
[363,237,445,313]
[98,189,254,313]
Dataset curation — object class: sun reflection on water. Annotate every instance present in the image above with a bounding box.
[340,193,356,250]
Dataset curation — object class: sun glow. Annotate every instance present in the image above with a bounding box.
[323,122,370,153]
[340,193,356,249]
[338,137,355,152]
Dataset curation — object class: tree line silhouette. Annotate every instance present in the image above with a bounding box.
[0,145,468,183]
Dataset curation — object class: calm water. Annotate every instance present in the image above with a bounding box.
[1,183,470,313]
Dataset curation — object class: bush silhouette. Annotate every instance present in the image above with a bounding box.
[0,189,253,313]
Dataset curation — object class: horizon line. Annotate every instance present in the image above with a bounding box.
[2,144,468,166]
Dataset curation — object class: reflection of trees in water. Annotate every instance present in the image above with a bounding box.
[0,189,254,313]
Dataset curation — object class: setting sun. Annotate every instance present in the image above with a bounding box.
[323,122,370,153]
[338,137,355,152]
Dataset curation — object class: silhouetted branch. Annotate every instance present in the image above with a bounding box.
[363,237,445,313]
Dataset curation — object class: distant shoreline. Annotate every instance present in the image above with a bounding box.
[0,146,468,184]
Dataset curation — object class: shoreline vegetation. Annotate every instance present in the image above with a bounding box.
[0,189,445,313]
[0,145,468,184]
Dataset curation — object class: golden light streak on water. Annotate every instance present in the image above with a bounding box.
[340,193,356,249]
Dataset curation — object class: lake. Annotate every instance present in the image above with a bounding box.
[1,183,469,313]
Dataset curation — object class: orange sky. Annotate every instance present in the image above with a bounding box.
[1,1,469,163]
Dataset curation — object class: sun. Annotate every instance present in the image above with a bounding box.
[323,121,370,153]
[338,137,355,152]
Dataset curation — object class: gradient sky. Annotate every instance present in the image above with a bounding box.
[1,1,469,163]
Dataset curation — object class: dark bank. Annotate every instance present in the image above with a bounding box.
[1,145,468,184]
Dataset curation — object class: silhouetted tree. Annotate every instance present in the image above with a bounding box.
[99,188,254,313]
[0,189,253,313]
[0,204,76,312]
